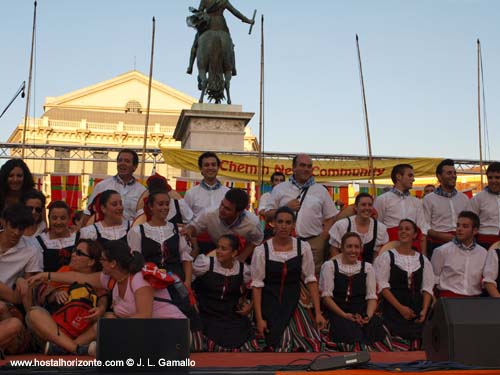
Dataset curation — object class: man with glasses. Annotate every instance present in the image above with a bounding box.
[22,190,47,237]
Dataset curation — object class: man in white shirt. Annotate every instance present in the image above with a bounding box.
[258,172,285,239]
[265,154,338,274]
[431,211,487,297]
[373,163,429,255]
[0,204,42,354]
[470,162,500,249]
[423,159,470,259]
[184,188,263,261]
[184,152,229,254]
[84,149,146,222]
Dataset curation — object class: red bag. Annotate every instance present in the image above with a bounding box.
[51,283,97,339]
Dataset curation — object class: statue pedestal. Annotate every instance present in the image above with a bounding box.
[174,103,254,152]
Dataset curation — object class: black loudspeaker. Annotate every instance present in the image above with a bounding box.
[423,298,500,366]
[97,318,191,373]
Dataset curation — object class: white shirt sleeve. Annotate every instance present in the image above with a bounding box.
[365,263,378,300]
[328,219,347,247]
[373,251,391,292]
[250,245,266,288]
[127,226,142,253]
[178,199,194,224]
[375,222,390,250]
[319,260,335,297]
[192,254,210,277]
[301,241,317,284]
[25,246,44,274]
[430,244,447,278]
[179,234,193,262]
[191,211,209,235]
[79,225,98,240]
[421,256,435,295]
[415,201,430,236]
[483,249,499,287]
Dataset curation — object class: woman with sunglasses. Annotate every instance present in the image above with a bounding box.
[21,190,47,237]
[373,219,434,350]
[28,240,186,351]
[80,190,130,246]
[251,206,328,352]
[34,201,79,272]
[127,190,193,286]
[0,158,35,214]
[26,239,106,356]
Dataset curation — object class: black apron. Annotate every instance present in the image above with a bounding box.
[193,257,252,348]
[93,221,130,246]
[168,199,183,225]
[261,239,302,348]
[139,223,185,281]
[328,260,385,344]
[36,232,79,272]
[382,250,425,339]
[346,217,378,263]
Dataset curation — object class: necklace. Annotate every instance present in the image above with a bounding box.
[116,273,129,283]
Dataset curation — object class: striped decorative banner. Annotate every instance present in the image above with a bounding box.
[33,174,44,192]
[87,176,104,198]
[50,175,82,210]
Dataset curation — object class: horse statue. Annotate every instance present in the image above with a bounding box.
[196,30,234,104]
[186,1,255,105]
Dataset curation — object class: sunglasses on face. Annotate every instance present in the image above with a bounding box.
[27,206,43,213]
[73,248,93,259]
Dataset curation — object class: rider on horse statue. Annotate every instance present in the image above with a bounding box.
[186,0,254,76]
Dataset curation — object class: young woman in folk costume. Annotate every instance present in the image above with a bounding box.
[127,190,193,285]
[28,240,186,356]
[193,234,258,351]
[251,206,331,352]
[27,239,107,356]
[373,219,434,351]
[80,190,131,246]
[319,232,391,351]
[127,190,202,350]
[34,201,79,272]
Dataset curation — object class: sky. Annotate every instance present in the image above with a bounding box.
[1,0,499,161]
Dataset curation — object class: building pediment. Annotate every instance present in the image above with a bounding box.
[43,70,196,115]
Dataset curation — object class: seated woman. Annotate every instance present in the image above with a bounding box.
[28,240,186,355]
[193,234,257,352]
[26,239,107,356]
[80,190,130,245]
[329,193,388,262]
[320,232,390,351]
[373,219,434,351]
[0,158,35,213]
[22,189,47,237]
[251,206,328,352]
[34,201,79,272]
[128,190,193,286]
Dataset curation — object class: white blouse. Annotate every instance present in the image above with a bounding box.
[250,238,316,288]
[127,222,193,262]
[373,249,435,295]
[319,259,377,300]
[193,254,251,284]
[80,221,130,241]
[35,231,78,250]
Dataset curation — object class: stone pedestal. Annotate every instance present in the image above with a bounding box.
[174,103,254,152]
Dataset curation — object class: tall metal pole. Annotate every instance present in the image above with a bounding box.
[257,15,265,195]
[477,39,484,189]
[141,17,156,182]
[22,1,37,159]
[356,34,375,194]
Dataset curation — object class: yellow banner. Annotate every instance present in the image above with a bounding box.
[161,148,442,182]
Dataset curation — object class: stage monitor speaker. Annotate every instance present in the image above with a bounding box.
[423,297,500,367]
[96,318,190,373]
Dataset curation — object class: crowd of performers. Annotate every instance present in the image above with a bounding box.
[1,150,500,358]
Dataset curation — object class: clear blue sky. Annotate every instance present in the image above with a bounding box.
[1,0,499,161]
